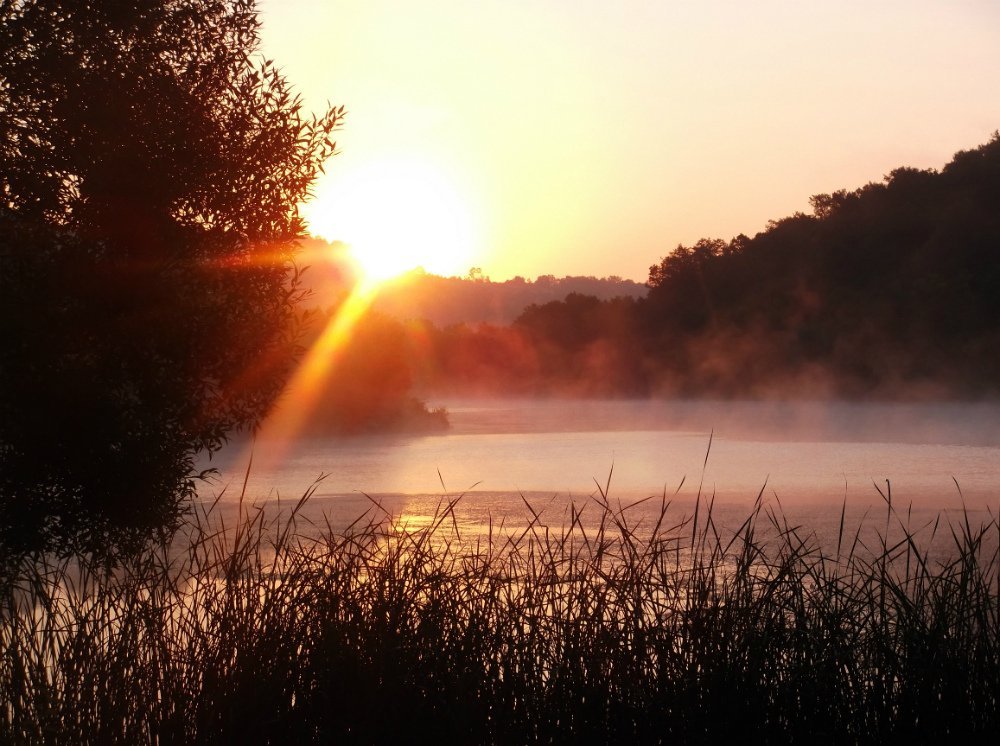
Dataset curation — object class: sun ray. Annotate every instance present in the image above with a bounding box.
[233,279,380,476]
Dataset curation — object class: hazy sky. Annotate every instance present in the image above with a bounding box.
[259,0,1000,281]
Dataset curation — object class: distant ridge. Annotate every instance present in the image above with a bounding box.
[295,240,646,326]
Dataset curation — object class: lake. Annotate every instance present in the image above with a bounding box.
[200,398,1000,550]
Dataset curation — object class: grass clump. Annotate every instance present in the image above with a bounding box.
[0,484,998,744]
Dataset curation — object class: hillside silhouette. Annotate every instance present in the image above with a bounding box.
[638,133,1000,397]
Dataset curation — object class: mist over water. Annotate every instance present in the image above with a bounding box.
[441,398,1000,444]
[204,398,1000,540]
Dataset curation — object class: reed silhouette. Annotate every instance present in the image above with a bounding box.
[1,483,996,742]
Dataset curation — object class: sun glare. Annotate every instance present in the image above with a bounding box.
[304,156,481,283]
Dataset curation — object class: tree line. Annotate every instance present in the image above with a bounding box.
[294,133,1000,433]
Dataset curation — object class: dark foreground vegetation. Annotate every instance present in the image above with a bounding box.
[2,490,997,743]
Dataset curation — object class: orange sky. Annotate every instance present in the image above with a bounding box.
[259,0,1000,282]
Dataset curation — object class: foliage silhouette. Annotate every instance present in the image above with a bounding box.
[0,0,342,555]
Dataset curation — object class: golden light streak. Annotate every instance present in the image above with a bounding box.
[237,279,380,475]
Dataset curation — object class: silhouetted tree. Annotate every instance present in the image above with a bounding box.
[0,0,342,554]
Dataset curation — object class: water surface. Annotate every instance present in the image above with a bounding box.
[202,399,1000,543]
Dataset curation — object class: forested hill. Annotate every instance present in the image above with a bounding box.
[373,272,646,326]
[639,133,1000,396]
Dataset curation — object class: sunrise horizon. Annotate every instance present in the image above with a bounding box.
[301,128,1000,285]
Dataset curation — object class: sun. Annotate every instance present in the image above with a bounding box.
[304,155,481,283]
